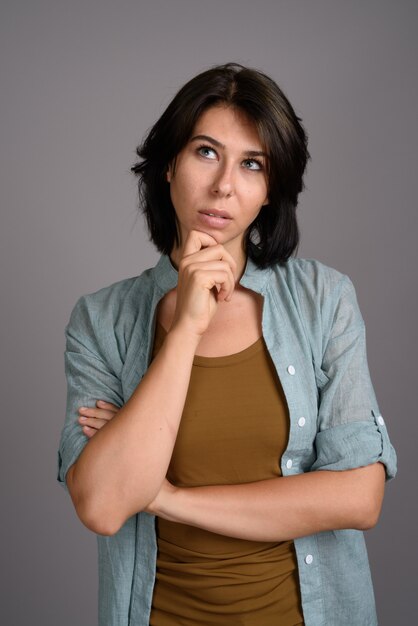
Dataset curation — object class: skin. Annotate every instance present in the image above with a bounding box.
[168,104,269,279]
[72,104,386,538]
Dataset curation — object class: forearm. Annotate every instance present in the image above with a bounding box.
[69,326,199,534]
[153,463,385,542]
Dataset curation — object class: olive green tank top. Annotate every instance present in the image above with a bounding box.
[149,320,304,626]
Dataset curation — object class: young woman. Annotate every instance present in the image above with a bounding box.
[57,63,397,626]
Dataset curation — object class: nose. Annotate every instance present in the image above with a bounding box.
[211,161,235,198]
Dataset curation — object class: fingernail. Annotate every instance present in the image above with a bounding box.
[79,416,87,421]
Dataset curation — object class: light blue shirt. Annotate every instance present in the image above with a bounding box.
[57,253,397,626]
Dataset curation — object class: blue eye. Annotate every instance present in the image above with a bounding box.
[197,145,217,159]
[242,159,263,171]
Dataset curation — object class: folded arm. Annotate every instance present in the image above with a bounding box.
[147,462,386,542]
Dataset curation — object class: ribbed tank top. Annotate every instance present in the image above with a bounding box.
[149,320,304,626]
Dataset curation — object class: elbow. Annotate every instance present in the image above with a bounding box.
[352,462,386,531]
[77,503,123,536]
[72,491,125,536]
[355,496,384,531]
[66,464,124,536]
[357,506,382,531]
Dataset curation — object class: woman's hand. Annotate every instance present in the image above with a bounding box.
[78,400,119,438]
[170,230,238,338]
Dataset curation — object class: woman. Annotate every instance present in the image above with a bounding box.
[57,63,397,626]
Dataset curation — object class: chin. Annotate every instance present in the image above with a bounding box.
[198,228,221,242]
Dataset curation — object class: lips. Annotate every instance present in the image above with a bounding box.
[197,210,232,230]
[198,209,232,219]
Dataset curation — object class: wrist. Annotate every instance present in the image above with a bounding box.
[147,480,182,520]
[166,324,201,352]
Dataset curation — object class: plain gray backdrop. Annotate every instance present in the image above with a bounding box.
[1,1,416,624]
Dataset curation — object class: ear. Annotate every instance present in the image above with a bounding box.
[166,162,173,183]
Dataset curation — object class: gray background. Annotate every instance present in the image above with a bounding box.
[1,1,416,624]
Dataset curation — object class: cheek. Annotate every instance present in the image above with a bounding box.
[243,184,268,211]
[170,175,198,211]
[256,184,269,208]
[239,172,267,199]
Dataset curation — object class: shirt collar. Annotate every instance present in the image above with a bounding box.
[153,253,272,295]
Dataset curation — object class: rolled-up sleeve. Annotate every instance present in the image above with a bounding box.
[57,295,124,491]
[311,276,397,481]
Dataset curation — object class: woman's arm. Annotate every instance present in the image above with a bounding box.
[74,401,386,541]
[81,407,385,541]
[66,231,236,536]
[147,463,385,542]
[67,326,199,535]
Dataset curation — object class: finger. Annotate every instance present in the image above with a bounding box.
[78,406,117,421]
[195,268,235,301]
[186,260,233,274]
[82,425,97,439]
[182,230,219,258]
[78,416,109,429]
[96,400,119,412]
[181,244,237,284]
[183,239,237,269]
[186,261,235,300]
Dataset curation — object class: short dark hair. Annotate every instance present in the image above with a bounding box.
[131,63,310,268]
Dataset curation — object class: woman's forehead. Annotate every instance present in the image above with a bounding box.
[191,105,265,152]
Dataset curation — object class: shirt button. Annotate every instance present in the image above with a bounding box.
[377,415,385,426]
[287,365,296,375]
[286,459,293,469]
[305,554,313,565]
[298,416,306,427]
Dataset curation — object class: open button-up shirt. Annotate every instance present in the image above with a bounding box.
[57,253,397,626]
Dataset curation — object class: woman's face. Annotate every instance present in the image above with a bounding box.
[167,104,269,262]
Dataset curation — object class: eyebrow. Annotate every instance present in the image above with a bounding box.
[190,134,268,158]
